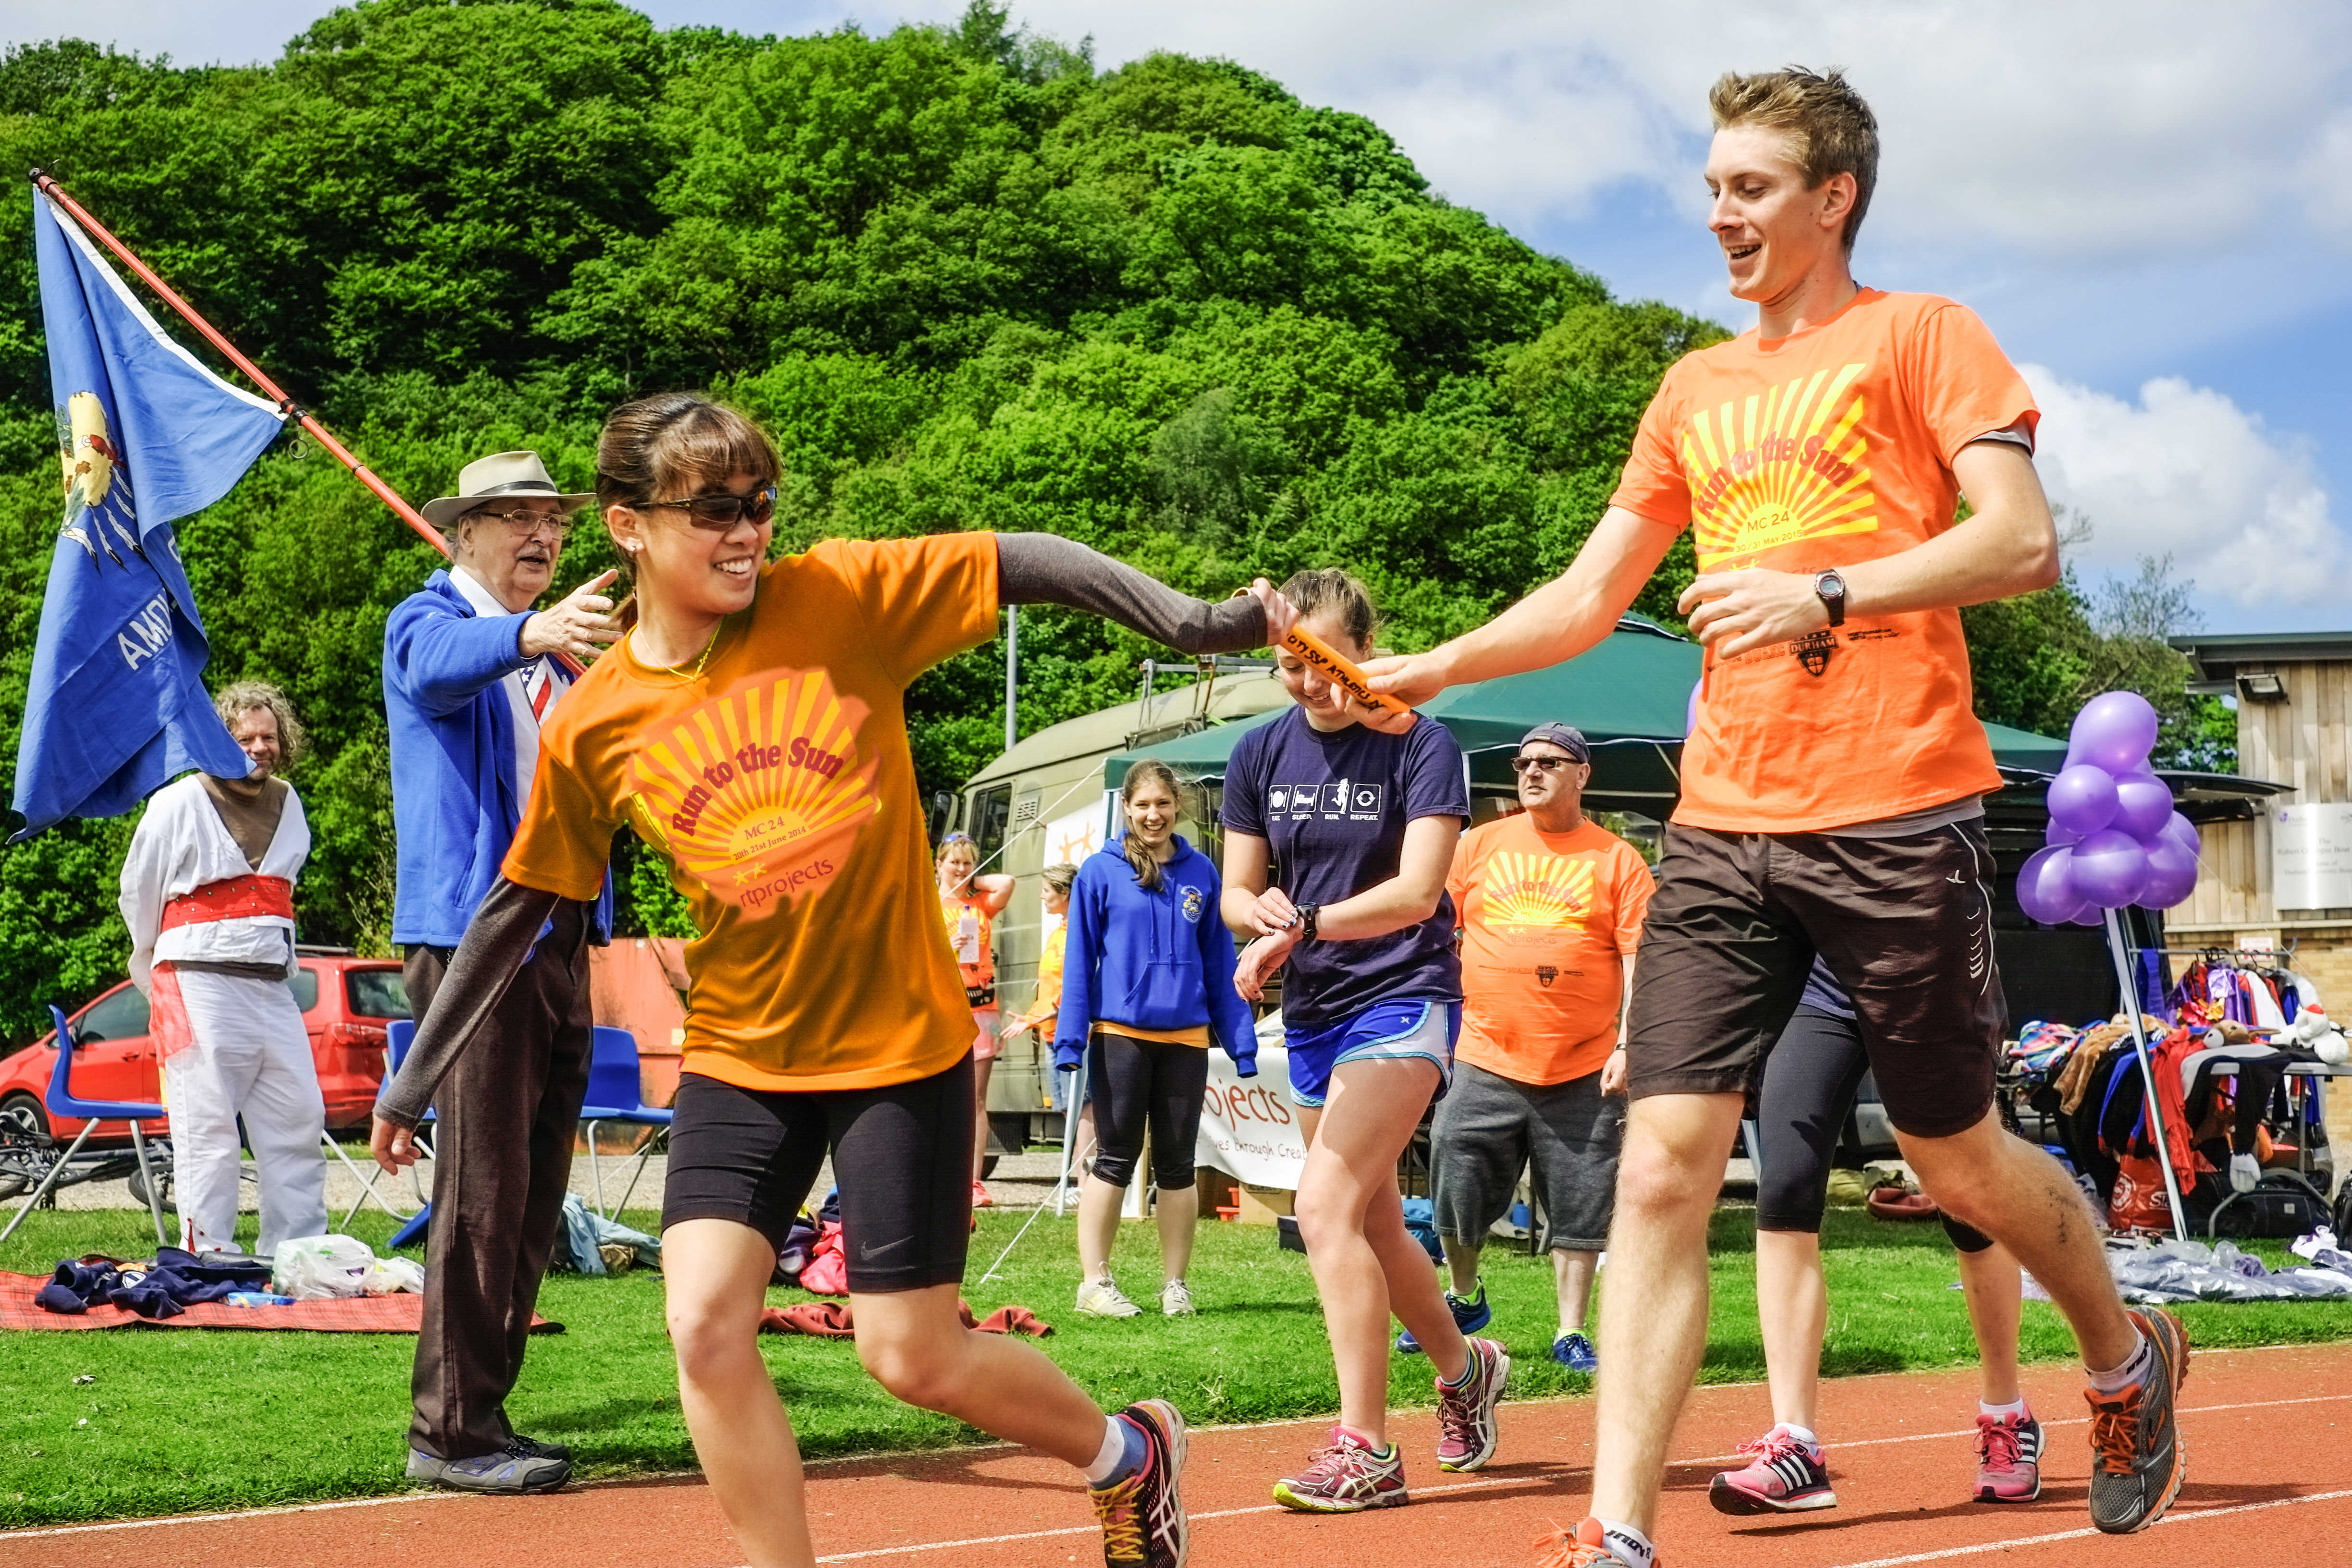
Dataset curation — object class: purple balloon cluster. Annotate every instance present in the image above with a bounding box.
[2016,692,2201,925]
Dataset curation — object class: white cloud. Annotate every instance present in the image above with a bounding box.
[976,1,2352,262]
[2022,364,2346,606]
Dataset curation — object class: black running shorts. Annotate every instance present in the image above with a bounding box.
[1626,820,2005,1139]
[661,1054,974,1293]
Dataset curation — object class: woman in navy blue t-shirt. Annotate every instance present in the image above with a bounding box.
[1221,569,1510,1513]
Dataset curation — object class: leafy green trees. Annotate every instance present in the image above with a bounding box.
[0,0,2200,1043]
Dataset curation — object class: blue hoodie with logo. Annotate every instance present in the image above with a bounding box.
[1054,835,1259,1078]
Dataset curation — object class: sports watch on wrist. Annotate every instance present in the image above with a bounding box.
[1814,568,1847,628]
[1297,904,1320,944]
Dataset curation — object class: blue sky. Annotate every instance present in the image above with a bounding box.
[8,0,2349,635]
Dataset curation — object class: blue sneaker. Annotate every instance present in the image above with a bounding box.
[1552,1331,1598,1372]
[1396,1279,1491,1354]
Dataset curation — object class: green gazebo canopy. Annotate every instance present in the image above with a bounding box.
[1104,617,2068,813]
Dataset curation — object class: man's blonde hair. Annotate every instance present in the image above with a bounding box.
[1709,66,1879,254]
[214,679,305,766]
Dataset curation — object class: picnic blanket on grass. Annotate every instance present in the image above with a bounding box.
[0,1271,562,1334]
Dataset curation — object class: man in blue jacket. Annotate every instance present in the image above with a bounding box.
[384,451,618,1494]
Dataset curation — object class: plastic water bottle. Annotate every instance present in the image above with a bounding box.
[225,1291,295,1308]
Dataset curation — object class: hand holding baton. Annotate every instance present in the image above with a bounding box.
[1281,624,1411,718]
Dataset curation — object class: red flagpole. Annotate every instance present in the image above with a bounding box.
[30,169,588,675]
[32,169,451,557]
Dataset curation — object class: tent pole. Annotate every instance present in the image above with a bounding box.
[2102,908,2189,1242]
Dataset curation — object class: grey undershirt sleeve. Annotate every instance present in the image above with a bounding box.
[995,533,1269,655]
[375,878,564,1129]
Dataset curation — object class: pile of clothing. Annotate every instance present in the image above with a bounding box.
[551,1194,662,1276]
[2008,1020,2083,1080]
[2166,955,2317,1032]
[35,1248,271,1319]
[2101,1234,2352,1304]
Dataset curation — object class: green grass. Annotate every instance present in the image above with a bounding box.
[2,1202,2348,1528]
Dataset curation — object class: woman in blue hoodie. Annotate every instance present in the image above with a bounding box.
[1057,758,1259,1318]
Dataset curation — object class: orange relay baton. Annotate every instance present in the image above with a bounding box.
[1281,624,1410,718]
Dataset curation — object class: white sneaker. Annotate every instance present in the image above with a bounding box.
[1076,1277,1142,1317]
[1161,1279,1197,1316]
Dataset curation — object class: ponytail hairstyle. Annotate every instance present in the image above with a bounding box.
[1120,759,1183,893]
[1277,567,1380,654]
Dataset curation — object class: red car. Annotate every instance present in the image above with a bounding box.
[0,954,409,1144]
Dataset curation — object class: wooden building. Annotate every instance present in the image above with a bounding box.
[2171,631,2352,1170]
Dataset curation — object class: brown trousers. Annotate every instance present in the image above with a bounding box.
[403,903,593,1460]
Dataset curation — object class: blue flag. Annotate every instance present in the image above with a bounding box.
[9,190,288,841]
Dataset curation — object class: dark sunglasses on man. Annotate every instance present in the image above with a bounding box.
[634,484,779,530]
[1509,754,1580,775]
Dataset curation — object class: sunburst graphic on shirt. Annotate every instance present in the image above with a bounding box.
[1680,361,1880,569]
[1480,852,1595,938]
[626,666,879,919]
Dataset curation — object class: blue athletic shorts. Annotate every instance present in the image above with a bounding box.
[1285,999,1461,1109]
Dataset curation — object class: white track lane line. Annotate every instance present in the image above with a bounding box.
[1675,1390,2352,1466]
[4,1377,2343,1548]
[811,1474,1545,1563]
[1820,1487,2352,1568]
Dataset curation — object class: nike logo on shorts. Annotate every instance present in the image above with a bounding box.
[860,1235,912,1261]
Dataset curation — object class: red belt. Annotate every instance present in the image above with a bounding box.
[159,874,294,931]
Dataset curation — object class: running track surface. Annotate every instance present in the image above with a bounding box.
[6,1342,2348,1567]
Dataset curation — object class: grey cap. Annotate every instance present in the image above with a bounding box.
[1519,723,1591,762]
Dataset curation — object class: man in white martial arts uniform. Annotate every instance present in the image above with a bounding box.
[119,680,325,1256]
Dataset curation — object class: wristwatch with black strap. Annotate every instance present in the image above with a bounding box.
[1814,568,1847,628]
[1297,903,1320,944]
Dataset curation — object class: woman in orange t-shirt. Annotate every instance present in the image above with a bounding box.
[935,832,1014,1205]
[369,392,1297,1568]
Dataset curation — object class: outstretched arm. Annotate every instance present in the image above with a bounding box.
[369,877,563,1171]
[1360,508,1676,716]
[995,533,1295,654]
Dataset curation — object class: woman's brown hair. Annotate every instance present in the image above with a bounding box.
[595,392,781,513]
[1120,759,1183,892]
[1278,568,1380,651]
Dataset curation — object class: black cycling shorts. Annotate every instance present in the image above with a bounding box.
[661,1054,974,1293]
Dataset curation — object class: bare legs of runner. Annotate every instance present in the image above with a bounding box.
[1296,1057,1468,1443]
[1592,1096,2132,1535]
[665,1219,1112,1568]
[1756,1230,2025,1431]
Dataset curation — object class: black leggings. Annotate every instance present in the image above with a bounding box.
[1088,1030,1209,1192]
[1756,1006,1991,1253]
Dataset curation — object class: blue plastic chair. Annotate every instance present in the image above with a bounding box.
[580,1026,673,1217]
[0,1005,170,1247]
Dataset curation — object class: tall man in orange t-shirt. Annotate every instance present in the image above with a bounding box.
[1419,724,1651,1374]
[1366,67,2187,1568]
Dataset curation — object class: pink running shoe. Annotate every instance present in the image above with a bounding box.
[1271,1427,1408,1513]
[1435,1336,1511,1471]
[1974,1408,2043,1503]
[1708,1424,1836,1515]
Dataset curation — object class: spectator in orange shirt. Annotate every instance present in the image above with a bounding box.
[1420,724,1651,1375]
[937,833,1016,1207]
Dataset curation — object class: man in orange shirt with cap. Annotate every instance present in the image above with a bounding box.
[1413,723,1650,1374]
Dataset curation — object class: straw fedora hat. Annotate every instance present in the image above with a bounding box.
[422,451,595,530]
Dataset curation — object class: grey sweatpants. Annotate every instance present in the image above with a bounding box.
[1431,1059,1623,1253]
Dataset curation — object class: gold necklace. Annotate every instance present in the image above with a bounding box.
[636,619,724,684]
